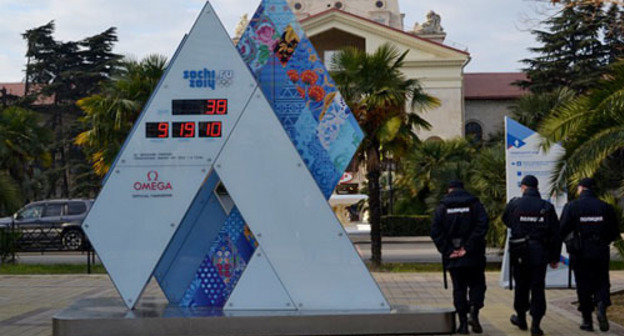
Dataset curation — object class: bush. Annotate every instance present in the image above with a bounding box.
[381,215,431,236]
[0,227,18,263]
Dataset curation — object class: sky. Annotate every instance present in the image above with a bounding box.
[0,0,556,82]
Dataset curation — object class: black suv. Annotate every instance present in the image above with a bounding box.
[0,199,93,251]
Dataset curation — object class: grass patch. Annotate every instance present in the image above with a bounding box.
[368,262,503,273]
[369,261,624,273]
[1,260,623,275]
[0,263,106,275]
[609,291,624,327]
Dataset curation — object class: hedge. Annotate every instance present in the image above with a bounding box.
[380,215,431,237]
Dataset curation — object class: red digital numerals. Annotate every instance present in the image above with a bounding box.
[147,120,223,139]
[173,122,196,138]
[146,122,170,138]
[199,122,222,138]
[205,99,228,115]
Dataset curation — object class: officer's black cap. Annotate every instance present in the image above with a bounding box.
[521,175,538,188]
[448,180,464,189]
[579,178,595,189]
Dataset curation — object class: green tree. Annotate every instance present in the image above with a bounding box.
[519,3,607,93]
[22,21,122,197]
[510,88,576,130]
[539,60,624,194]
[332,44,439,266]
[603,3,624,63]
[0,107,53,202]
[469,144,507,247]
[396,138,474,214]
[0,172,22,216]
[76,55,167,177]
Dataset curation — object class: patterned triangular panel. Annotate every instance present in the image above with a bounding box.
[215,90,389,311]
[237,0,364,198]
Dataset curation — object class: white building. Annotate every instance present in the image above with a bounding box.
[234,0,526,141]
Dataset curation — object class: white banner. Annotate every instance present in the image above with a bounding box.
[500,117,574,288]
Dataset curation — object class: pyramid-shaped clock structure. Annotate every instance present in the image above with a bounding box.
[84,1,388,311]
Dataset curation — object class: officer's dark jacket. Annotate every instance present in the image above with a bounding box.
[503,188,561,265]
[560,190,620,260]
[431,189,489,268]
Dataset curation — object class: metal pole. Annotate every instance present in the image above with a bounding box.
[87,247,91,274]
[388,160,394,215]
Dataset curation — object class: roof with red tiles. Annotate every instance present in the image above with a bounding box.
[300,9,470,56]
[0,82,54,105]
[464,73,527,100]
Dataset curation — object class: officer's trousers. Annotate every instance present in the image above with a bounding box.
[573,256,611,313]
[513,263,547,318]
[449,266,486,315]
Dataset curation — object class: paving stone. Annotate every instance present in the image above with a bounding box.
[1,272,624,335]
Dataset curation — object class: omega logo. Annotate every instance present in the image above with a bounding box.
[134,171,173,191]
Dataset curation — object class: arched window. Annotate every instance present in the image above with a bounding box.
[465,121,483,143]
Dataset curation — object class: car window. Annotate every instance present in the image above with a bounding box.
[16,205,44,220]
[66,202,87,216]
[43,203,63,217]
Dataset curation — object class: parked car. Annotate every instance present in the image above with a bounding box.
[0,199,94,251]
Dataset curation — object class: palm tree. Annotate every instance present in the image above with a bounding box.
[76,55,167,176]
[0,107,52,202]
[510,88,576,130]
[332,43,440,266]
[396,138,474,213]
[539,60,624,193]
[0,172,22,216]
[469,144,507,247]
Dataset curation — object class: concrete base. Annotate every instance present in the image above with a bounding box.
[53,297,455,336]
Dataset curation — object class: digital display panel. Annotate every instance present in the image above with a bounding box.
[146,122,170,138]
[199,121,223,138]
[172,99,228,115]
[173,122,196,138]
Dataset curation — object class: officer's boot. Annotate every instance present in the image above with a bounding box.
[457,313,469,334]
[531,316,544,336]
[597,301,610,332]
[469,306,483,334]
[510,312,528,330]
[580,311,594,332]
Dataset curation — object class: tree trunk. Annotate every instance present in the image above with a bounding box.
[367,144,382,267]
[57,110,70,197]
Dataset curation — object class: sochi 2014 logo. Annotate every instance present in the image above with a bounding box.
[133,171,173,191]
[183,69,234,89]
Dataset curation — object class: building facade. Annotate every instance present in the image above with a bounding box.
[237,0,527,141]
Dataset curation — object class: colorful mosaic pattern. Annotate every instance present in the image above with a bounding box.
[181,208,258,307]
[238,0,364,199]
[181,0,365,308]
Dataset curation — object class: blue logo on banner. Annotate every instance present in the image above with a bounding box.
[184,69,216,89]
[183,69,234,89]
[507,134,526,149]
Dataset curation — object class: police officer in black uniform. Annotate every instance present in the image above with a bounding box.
[560,178,620,332]
[431,180,489,334]
[503,175,561,336]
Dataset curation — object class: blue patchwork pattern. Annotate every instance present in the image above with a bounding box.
[239,0,365,201]
[181,208,257,307]
[180,262,227,307]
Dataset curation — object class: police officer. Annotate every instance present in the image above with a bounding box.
[431,180,489,334]
[560,178,620,332]
[503,175,561,336]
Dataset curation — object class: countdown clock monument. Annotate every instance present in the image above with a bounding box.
[53,1,454,335]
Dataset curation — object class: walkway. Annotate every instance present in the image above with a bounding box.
[1,272,624,335]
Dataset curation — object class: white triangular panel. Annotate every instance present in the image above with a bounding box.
[83,1,260,309]
[215,92,390,311]
[225,246,295,311]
